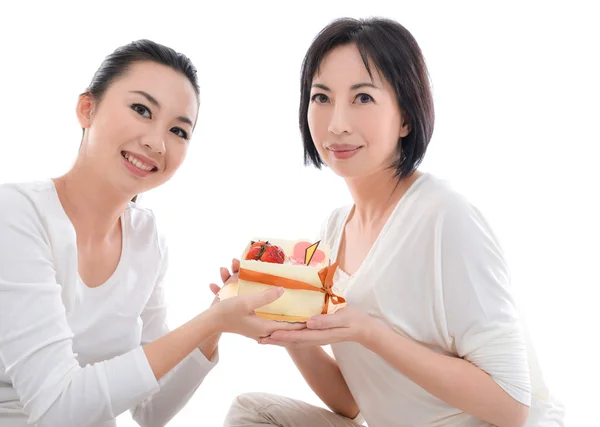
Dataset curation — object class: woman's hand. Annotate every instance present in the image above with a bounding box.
[207,258,305,340]
[208,258,240,304]
[208,286,306,340]
[259,306,378,348]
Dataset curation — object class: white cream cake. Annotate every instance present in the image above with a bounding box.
[218,238,344,322]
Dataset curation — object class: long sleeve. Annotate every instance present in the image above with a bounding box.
[129,235,218,427]
[437,196,532,406]
[0,186,159,426]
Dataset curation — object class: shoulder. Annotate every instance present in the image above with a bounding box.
[413,175,507,268]
[0,180,56,226]
[409,173,492,232]
[0,180,55,205]
[0,182,57,273]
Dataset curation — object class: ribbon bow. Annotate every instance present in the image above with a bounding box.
[238,261,346,314]
[317,261,346,313]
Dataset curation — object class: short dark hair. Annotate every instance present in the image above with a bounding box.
[299,17,435,178]
[86,39,200,103]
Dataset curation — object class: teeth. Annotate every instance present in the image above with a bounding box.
[124,152,154,171]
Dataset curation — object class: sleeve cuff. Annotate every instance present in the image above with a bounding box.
[464,327,532,407]
[350,411,366,425]
[188,346,219,374]
[104,346,160,416]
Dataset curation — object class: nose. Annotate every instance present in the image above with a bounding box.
[327,103,352,135]
[140,133,166,155]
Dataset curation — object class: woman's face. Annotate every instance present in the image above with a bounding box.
[77,60,198,196]
[307,43,410,179]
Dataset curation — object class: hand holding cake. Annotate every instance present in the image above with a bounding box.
[207,285,306,341]
[218,238,347,322]
[258,305,378,348]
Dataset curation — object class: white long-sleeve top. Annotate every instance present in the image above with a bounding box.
[322,173,565,426]
[0,180,218,427]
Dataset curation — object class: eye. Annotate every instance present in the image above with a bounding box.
[354,93,374,104]
[311,93,329,104]
[131,103,151,118]
[170,127,189,140]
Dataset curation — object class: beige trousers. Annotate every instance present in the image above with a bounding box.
[223,392,365,427]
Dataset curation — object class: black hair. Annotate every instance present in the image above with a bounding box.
[86,38,199,103]
[299,17,435,179]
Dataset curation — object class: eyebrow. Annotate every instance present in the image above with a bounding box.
[129,90,193,127]
[311,82,380,91]
[130,90,159,107]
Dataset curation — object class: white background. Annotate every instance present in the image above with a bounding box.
[1,0,598,425]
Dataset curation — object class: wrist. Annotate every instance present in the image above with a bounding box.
[358,315,387,349]
[197,305,225,337]
[286,345,318,356]
[286,345,325,363]
[198,332,221,360]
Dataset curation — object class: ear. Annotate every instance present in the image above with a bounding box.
[399,115,411,138]
[76,92,96,129]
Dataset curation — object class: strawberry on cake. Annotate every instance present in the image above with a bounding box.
[218,239,346,322]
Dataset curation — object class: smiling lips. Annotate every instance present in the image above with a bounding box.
[327,143,362,160]
[121,151,159,177]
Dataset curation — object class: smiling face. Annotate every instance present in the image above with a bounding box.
[307,43,410,179]
[76,60,199,196]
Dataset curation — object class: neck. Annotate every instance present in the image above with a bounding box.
[345,167,422,226]
[53,162,132,244]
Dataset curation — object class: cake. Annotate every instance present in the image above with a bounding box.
[217,238,346,322]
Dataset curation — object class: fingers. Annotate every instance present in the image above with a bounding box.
[259,336,318,349]
[268,321,307,331]
[209,283,221,296]
[258,337,302,348]
[219,267,231,284]
[307,309,349,330]
[268,329,310,341]
[252,318,306,335]
[231,258,240,273]
[257,337,285,346]
[241,287,284,311]
[306,314,336,330]
[268,328,341,344]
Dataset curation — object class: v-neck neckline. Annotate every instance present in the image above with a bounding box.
[333,173,430,283]
[48,179,130,291]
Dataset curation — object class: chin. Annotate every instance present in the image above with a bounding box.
[329,161,393,181]
[111,176,149,199]
[320,150,369,178]
[327,164,365,180]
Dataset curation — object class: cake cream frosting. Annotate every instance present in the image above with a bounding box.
[217,238,346,322]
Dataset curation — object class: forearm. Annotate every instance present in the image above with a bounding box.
[287,346,359,419]
[144,310,218,381]
[363,323,529,427]
[198,333,221,360]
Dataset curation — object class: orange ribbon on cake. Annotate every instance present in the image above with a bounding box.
[238,262,346,314]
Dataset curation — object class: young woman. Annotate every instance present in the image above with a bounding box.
[222,18,565,427]
[0,40,302,427]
